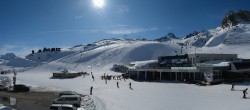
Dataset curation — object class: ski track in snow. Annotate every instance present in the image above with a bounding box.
[92,96,107,110]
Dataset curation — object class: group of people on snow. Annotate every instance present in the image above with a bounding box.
[88,72,250,99]
[89,72,133,95]
[101,74,123,81]
[231,82,248,99]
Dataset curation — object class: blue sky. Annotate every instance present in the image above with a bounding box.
[1,0,250,57]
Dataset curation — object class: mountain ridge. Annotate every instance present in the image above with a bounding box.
[221,10,250,28]
[1,10,250,70]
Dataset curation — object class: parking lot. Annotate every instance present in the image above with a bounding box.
[0,91,59,110]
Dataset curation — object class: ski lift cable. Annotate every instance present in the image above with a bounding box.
[74,47,84,68]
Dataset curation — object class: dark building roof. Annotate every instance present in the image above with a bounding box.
[232,61,250,70]
[158,54,190,67]
[158,54,188,60]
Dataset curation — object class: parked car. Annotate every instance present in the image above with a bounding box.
[0,105,14,110]
[59,91,81,97]
[53,95,82,107]
[50,104,84,110]
[13,84,30,92]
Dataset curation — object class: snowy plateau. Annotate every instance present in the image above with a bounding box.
[2,13,250,110]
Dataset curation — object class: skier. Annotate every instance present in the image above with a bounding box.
[243,88,248,98]
[117,81,119,88]
[90,86,93,95]
[13,75,16,85]
[92,74,95,81]
[231,82,235,91]
[129,82,132,89]
[14,70,17,76]
[82,71,85,78]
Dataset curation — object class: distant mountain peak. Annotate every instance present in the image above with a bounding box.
[221,10,250,28]
[184,31,199,39]
[166,32,176,38]
[0,53,16,60]
[155,32,177,42]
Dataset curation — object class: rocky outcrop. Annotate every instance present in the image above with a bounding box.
[155,32,177,42]
[221,10,250,28]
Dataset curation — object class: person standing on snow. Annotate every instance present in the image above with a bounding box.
[92,74,95,81]
[117,81,119,88]
[13,75,16,85]
[243,88,248,98]
[231,82,235,91]
[129,82,132,89]
[90,86,93,95]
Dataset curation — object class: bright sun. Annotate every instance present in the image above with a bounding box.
[92,0,105,8]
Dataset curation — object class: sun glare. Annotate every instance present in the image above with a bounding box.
[92,0,105,8]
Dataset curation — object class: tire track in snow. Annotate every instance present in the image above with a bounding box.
[91,96,107,110]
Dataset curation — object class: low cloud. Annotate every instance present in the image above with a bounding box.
[43,29,102,33]
[75,15,83,19]
[43,25,157,35]
[0,45,16,55]
[116,5,129,14]
[106,26,157,35]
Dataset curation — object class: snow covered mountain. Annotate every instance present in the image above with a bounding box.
[0,10,249,70]
[184,10,250,47]
[0,53,16,60]
[0,53,40,67]
[184,22,250,47]
[0,10,250,110]
[29,40,182,74]
[155,32,177,42]
[7,37,250,110]
[221,10,250,28]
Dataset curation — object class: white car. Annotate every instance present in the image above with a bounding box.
[0,105,16,110]
[50,104,84,110]
[53,95,82,107]
[58,91,82,97]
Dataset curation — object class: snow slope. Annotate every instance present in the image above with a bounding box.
[2,38,249,110]
[0,53,41,68]
[184,23,250,47]
[1,23,250,110]
[28,40,182,75]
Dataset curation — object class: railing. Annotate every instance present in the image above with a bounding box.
[171,67,197,70]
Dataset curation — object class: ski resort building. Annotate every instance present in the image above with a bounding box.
[126,53,250,84]
[223,61,250,82]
